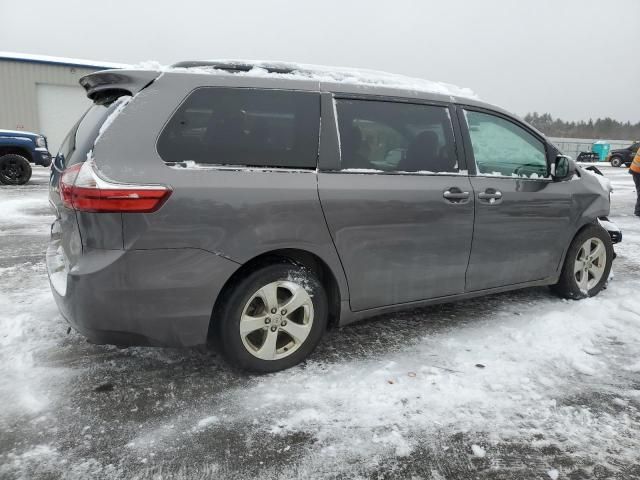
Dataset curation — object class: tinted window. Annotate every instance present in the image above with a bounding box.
[56,98,128,170]
[335,100,458,173]
[157,88,320,169]
[465,110,548,178]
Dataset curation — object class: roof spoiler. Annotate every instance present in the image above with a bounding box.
[79,69,162,102]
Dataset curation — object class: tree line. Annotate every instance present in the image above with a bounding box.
[524,112,640,141]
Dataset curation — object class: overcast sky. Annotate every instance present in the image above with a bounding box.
[1,0,638,122]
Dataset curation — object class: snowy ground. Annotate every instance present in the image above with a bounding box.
[1,166,639,479]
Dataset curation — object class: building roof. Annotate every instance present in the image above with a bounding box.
[0,51,128,70]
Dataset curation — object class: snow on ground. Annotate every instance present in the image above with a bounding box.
[1,165,640,479]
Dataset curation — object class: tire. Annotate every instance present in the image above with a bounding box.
[551,224,613,299]
[0,154,32,185]
[610,156,622,168]
[215,262,328,373]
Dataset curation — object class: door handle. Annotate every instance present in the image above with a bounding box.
[478,190,502,200]
[443,189,470,201]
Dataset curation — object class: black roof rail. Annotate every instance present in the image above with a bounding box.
[170,61,295,75]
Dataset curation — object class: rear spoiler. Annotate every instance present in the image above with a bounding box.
[79,69,162,102]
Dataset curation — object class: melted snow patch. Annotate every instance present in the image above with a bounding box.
[94,95,132,146]
[471,444,486,458]
[340,168,384,173]
[196,415,219,429]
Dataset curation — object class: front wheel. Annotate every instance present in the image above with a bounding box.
[610,156,622,167]
[0,154,32,185]
[551,224,613,299]
[216,262,328,372]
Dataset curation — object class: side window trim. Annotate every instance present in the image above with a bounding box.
[448,104,468,174]
[318,92,341,171]
[457,104,552,181]
[325,96,464,176]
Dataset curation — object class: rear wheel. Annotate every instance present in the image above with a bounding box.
[551,224,613,299]
[216,263,327,372]
[0,154,32,185]
[610,156,622,167]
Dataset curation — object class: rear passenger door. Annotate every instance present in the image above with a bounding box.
[318,96,475,311]
[459,107,573,291]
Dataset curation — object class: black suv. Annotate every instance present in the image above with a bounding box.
[609,141,640,167]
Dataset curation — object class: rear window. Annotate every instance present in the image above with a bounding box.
[157,88,320,169]
[56,96,130,170]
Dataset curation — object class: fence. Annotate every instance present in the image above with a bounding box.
[548,137,633,161]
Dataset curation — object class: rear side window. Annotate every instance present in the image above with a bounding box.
[335,99,458,173]
[157,88,320,169]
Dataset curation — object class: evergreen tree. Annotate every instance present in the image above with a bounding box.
[524,113,640,140]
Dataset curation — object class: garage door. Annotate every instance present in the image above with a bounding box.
[37,84,91,154]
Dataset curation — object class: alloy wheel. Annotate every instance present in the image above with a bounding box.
[1,159,25,183]
[239,280,314,361]
[574,237,606,292]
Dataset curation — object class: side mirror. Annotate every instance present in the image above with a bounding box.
[551,155,574,181]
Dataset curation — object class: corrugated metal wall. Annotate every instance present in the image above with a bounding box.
[0,59,97,132]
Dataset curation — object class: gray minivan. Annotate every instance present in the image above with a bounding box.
[47,61,617,372]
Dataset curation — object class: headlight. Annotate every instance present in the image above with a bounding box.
[36,136,47,148]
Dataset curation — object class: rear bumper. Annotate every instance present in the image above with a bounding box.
[47,245,239,347]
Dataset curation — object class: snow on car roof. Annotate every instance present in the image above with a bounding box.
[167,59,478,99]
[0,51,129,70]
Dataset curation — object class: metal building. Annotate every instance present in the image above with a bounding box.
[0,52,126,153]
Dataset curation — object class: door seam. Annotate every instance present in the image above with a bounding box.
[315,172,352,305]
[463,178,477,292]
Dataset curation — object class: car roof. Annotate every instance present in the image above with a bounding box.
[165,60,509,112]
[81,60,517,120]
[0,129,39,137]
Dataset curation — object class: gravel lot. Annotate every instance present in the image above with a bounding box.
[1,165,639,479]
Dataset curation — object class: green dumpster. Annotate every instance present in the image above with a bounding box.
[591,141,610,162]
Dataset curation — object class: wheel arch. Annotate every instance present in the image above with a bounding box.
[0,147,33,162]
[209,248,343,337]
[550,221,613,299]
[555,219,606,275]
[609,154,624,165]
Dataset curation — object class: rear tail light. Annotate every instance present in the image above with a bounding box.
[59,160,172,213]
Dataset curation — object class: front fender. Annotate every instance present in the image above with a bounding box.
[555,170,610,274]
